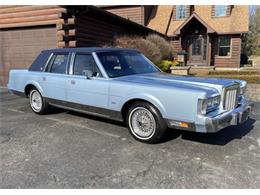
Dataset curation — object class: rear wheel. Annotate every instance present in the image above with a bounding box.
[126,101,167,144]
[29,88,49,114]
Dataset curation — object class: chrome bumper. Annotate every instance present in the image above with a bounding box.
[204,99,254,133]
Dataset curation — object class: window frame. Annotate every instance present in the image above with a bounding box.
[70,52,103,78]
[176,5,187,20]
[45,52,70,74]
[214,5,228,17]
[217,36,232,58]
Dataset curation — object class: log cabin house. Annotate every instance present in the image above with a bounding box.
[102,5,249,67]
[0,5,249,86]
[0,5,163,86]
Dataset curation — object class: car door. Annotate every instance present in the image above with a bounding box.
[39,52,70,101]
[66,52,109,111]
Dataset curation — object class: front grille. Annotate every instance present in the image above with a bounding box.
[223,84,240,110]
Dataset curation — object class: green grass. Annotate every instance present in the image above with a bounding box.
[208,70,260,75]
[199,74,260,84]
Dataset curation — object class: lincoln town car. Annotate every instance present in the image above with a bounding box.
[7,48,254,143]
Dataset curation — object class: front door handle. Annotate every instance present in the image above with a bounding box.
[70,80,76,85]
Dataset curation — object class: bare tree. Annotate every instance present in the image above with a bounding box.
[242,6,260,56]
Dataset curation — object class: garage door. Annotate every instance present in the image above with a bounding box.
[0,26,57,86]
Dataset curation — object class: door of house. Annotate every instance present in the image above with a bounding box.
[187,35,206,65]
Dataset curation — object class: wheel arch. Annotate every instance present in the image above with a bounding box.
[24,81,44,97]
[121,96,167,121]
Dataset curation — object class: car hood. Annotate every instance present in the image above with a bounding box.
[114,72,244,94]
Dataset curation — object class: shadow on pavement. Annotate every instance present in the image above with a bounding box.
[163,118,256,145]
[48,104,258,146]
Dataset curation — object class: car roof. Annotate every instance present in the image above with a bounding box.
[42,47,139,53]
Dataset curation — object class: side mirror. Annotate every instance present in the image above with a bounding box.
[83,70,93,79]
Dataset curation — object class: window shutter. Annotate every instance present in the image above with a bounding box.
[173,5,176,20]
[211,5,215,17]
[186,5,191,18]
[226,5,231,16]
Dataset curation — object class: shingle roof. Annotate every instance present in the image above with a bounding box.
[147,5,249,36]
[174,12,216,35]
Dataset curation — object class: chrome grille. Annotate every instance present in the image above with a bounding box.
[223,84,240,110]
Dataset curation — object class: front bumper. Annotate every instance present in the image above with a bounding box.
[166,99,254,133]
[202,99,254,133]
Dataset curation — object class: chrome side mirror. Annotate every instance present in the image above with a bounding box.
[83,70,93,79]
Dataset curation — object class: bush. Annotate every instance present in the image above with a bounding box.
[146,34,173,60]
[172,60,180,66]
[156,60,173,72]
[114,36,162,64]
[114,35,139,48]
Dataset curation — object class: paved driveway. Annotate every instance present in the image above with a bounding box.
[0,88,259,188]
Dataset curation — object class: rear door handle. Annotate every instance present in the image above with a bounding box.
[70,80,76,85]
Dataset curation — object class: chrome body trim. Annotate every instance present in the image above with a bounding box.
[42,53,54,72]
[45,97,123,122]
[204,99,254,133]
[221,83,240,111]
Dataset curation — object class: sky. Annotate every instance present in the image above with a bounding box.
[249,5,259,16]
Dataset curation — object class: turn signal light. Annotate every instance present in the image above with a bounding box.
[180,122,189,128]
[170,121,189,128]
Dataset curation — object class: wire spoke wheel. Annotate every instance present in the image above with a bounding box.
[30,90,42,112]
[129,107,156,140]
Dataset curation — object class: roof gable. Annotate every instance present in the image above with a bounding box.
[174,12,216,35]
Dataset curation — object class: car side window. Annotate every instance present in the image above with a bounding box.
[49,54,69,74]
[73,54,102,77]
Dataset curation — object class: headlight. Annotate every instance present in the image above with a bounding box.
[198,95,220,115]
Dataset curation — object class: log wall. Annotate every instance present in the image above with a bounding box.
[0,5,66,28]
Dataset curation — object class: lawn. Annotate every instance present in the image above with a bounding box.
[194,70,260,84]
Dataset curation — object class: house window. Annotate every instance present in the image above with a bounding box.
[176,5,186,19]
[214,5,227,17]
[218,36,231,56]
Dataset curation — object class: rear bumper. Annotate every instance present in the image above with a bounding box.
[200,99,254,133]
[9,89,26,97]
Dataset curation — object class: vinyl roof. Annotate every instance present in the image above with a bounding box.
[42,47,139,53]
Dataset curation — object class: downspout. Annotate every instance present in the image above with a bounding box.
[141,5,144,26]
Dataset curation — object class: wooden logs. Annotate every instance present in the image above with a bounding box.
[57,41,76,48]
[0,8,66,19]
[0,20,58,28]
[56,13,76,48]
[0,5,59,14]
[0,5,66,29]
[0,14,58,24]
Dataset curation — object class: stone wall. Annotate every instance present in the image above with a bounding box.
[246,84,260,102]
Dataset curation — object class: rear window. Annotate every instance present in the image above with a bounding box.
[29,52,50,72]
[48,54,69,74]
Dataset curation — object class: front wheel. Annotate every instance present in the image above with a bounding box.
[126,102,167,144]
[29,88,49,114]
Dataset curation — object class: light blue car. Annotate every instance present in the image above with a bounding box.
[8,48,254,143]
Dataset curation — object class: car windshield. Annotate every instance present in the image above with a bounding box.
[96,51,160,78]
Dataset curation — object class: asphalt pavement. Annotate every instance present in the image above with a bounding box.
[0,88,259,188]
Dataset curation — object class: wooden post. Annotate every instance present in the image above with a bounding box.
[206,34,211,66]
